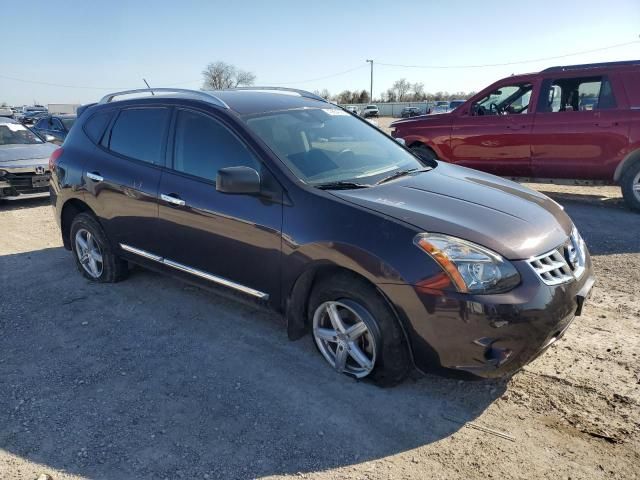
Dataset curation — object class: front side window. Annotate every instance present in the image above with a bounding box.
[472,83,532,116]
[539,76,616,112]
[0,122,43,145]
[51,119,64,132]
[108,108,170,164]
[244,107,426,185]
[173,110,259,181]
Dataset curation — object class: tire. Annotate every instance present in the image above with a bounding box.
[308,272,410,387]
[70,212,128,282]
[410,144,437,162]
[620,160,640,212]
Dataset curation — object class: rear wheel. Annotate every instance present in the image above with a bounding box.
[70,213,128,282]
[621,160,640,212]
[309,273,410,386]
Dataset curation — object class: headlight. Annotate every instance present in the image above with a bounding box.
[414,233,520,294]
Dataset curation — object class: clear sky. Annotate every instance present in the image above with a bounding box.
[2,0,639,106]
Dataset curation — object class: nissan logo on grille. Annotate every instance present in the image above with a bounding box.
[35,166,45,175]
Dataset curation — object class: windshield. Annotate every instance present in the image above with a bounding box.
[449,100,465,109]
[62,117,76,130]
[0,122,43,145]
[244,107,426,185]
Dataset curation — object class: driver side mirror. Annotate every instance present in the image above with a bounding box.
[216,166,261,194]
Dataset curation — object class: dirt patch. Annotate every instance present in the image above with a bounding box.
[0,190,638,479]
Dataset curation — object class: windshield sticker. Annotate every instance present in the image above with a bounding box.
[3,123,27,132]
[322,108,349,116]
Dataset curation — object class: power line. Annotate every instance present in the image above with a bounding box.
[264,64,368,85]
[376,40,640,69]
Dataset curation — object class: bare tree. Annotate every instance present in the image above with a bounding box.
[202,61,256,90]
[392,79,411,101]
[412,82,425,101]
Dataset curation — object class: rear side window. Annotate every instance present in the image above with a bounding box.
[539,76,616,112]
[172,109,259,181]
[84,110,113,143]
[108,108,170,164]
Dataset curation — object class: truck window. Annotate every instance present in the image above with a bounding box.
[539,76,616,112]
[471,83,532,116]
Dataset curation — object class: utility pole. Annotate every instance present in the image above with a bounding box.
[366,59,373,102]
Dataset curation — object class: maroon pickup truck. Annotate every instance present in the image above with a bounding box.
[391,60,640,210]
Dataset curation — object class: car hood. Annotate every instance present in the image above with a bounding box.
[331,162,572,260]
[0,143,57,166]
[391,112,454,127]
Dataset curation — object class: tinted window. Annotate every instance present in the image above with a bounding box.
[51,119,64,131]
[539,76,616,112]
[35,118,49,129]
[173,110,259,181]
[85,110,113,143]
[109,108,169,164]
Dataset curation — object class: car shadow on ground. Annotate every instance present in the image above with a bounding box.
[552,197,640,255]
[0,196,50,212]
[0,247,507,479]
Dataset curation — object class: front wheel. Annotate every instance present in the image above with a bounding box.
[621,160,640,212]
[309,273,410,386]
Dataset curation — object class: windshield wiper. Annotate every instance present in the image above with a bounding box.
[314,181,370,190]
[376,167,431,185]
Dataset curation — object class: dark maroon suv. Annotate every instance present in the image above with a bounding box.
[49,87,594,385]
[391,60,640,211]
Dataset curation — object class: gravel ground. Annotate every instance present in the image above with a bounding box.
[1,174,639,479]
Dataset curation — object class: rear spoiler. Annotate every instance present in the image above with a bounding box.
[76,103,97,118]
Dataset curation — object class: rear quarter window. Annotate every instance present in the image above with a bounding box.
[621,71,640,107]
[84,110,114,144]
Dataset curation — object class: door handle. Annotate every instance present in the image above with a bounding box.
[161,193,186,207]
[86,172,104,182]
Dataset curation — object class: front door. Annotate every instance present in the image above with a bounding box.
[156,108,283,302]
[449,81,536,177]
[531,74,630,180]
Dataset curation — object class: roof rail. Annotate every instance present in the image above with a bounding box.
[98,88,230,109]
[542,59,640,73]
[225,87,329,103]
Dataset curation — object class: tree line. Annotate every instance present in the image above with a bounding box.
[201,62,475,104]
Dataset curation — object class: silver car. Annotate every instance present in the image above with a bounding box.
[0,118,57,200]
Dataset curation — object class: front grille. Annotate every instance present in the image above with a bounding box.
[3,171,50,195]
[528,228,586,286]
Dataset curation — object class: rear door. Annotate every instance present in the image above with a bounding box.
[448,80,537,176]
[83,106,170,256]
[155,108,283,301]
[531,73,630,180]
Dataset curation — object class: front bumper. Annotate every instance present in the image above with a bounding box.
[0,168,51,200]
[380,256,595,378]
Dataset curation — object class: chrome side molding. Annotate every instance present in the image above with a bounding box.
[119,243,269,300]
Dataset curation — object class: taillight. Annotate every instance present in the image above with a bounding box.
[48,147,64,171]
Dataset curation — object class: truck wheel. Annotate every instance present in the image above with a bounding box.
[621,161,640,212]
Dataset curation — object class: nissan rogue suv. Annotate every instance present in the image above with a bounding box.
[391,60,640,211]
[50,87,594,385]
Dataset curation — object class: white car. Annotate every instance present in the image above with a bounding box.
[362,105,379,118]
[0,106,13,118]
[344,105,360,115]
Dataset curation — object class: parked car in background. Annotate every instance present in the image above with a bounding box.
[400,106,421,118]
[430,101,451,115]
[391,60,640,211]
[0,106,14,118]
[50,87,593,385]
[345,105,360,115]
[361,104,379,118]
[448,99,466,110]
[20,111,48,126]
[0,117,57,200]
[32,114,77,144]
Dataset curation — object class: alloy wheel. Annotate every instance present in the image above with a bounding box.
[312,300,377,378]
[75,228,104,278]
[633,171,640,201]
